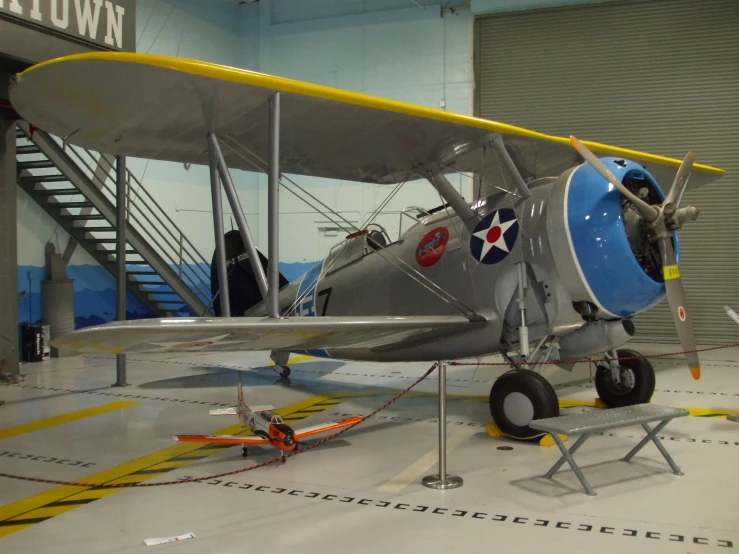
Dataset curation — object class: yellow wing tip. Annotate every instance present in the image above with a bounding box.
[690,367,701,380]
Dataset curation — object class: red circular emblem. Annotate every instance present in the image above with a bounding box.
[415,227,450,267]
[678,306,686,322]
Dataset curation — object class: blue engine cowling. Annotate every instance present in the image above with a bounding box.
[547,157,677,318]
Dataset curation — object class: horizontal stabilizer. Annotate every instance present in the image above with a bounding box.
[209,407,238,416]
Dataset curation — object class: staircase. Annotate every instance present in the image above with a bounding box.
[15,121,213,318]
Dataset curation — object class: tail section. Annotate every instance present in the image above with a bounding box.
[207,384,251,417]
[237,383,249,414]
[210,230,289,316]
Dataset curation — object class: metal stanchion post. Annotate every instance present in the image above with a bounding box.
[422,361,463,489]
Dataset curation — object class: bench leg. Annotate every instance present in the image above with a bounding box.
[621,420,684,476]
[543,433,596,496]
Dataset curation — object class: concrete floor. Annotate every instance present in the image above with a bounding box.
[1,343,737,553]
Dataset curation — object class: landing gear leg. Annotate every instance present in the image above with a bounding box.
[595,348,655,408]
[270,351,291,378]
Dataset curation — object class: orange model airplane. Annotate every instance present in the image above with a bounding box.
[173,384,363,461]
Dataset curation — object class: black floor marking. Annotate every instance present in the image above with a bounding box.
[178,474,736,548]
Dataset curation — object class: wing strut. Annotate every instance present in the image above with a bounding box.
[490,135,532,199]
[207,134,231,317]
[423,166,478,227]
[267,93,281,318]
[207,133,269,309]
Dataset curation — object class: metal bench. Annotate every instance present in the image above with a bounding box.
[529,404,690,496]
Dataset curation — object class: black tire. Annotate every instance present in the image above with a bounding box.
[489,369,559,441]
[241,446,248,458]
[279,366,291,379]
[595,348,655,408]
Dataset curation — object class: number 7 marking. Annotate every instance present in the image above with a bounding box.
[317,288,333,316]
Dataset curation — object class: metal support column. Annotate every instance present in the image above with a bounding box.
[0,118,18,376]
[422,361,463,490]
[267,93,281,318]
[113,155,128,387]
[208,134,269,302]
[207,134,230,317]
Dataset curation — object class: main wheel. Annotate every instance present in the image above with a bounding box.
[595,348,655,408]
[278,366,291,379]
[489,369,559,441]
[241,446,248,458]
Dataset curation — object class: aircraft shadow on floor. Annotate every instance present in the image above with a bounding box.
[136,360,347,389]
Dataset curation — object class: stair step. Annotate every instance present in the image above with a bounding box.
[146,291,180,296]
[18,160,55,170]
[63,213,105,220]
[17,145,41,155]
[93,238,122,244]
[34,188,79,196]
[26,174,69,183]
[15,128,25,139]
[128,269,157,275]
[54,201,92,209]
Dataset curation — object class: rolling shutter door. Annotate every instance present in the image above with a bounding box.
[475,0,739,343]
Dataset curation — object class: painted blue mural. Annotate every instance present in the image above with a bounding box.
[17,260,319,329]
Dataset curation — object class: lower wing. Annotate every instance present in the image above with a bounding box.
[172,434,269,445]
[294,416,364,440]
[49,316,480,355]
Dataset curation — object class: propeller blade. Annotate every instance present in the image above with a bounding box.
[665,151,694,208]
[570,136,659,222]
[657,236,701,379]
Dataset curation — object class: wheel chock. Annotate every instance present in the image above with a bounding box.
[486,422,503,437]
[594,397,608,409]
[539,433,568,447]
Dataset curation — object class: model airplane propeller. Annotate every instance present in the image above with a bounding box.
[11,52,726,441]
[571,137,701,379]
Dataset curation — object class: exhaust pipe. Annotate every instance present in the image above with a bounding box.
[558,319,635,359]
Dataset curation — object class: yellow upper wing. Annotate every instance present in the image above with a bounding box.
[9,52,725,188]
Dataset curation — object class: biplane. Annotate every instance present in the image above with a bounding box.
[10,52,725,439]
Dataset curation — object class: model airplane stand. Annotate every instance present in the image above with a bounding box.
[422,361,463,490]
[529,404,689,496]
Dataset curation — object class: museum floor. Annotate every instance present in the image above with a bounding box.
[1,343,737,553]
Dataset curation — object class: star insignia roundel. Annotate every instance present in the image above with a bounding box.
[470,208,519,265]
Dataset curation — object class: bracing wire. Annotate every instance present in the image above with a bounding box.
[218,135,479,318]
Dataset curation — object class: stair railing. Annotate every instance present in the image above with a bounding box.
[58,141,213,310]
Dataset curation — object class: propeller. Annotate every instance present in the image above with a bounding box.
[570,136,702,380]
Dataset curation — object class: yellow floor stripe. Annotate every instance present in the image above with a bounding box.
[0,394,345,538]
[0,401,138,441]
[378,429,475,494]
[265,354,314,367]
